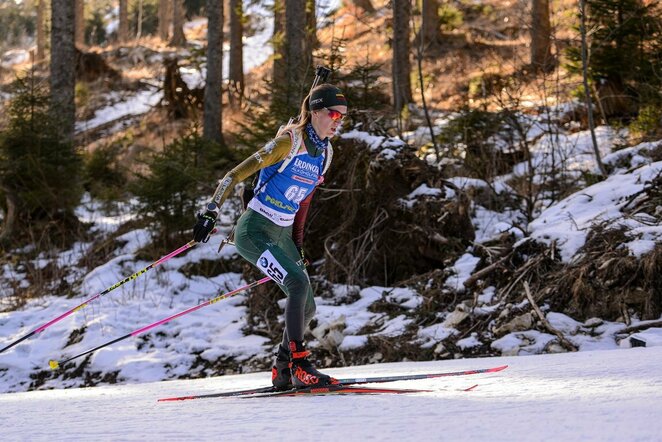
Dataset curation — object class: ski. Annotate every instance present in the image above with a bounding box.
[242,385,430,398]
[158,364,507,402]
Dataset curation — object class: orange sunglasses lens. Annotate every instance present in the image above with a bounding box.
[326,108,345,121]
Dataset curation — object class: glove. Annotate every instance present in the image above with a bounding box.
[296,246,310,268]
[193,210,217,243]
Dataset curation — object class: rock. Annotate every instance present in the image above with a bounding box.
[495,312,534,336]
[312,315,346,350]
[442,308,470,328]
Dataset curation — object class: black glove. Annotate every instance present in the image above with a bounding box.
[193,210,217,243]
[296,246,310,268]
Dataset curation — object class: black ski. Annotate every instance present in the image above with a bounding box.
[158,364,507,402]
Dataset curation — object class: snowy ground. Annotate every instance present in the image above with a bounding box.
[1,128,661,394]
[1,346,661,441]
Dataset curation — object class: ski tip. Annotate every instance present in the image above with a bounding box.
[488,365,508,372]
[48,360,59,370]
[158,396,196,402]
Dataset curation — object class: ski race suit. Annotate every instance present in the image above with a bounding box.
[210,129,330,347]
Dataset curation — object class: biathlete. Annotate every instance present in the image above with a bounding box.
[193,84,348,389]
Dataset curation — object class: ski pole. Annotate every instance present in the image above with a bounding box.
[48,276,271,370]
[1,240,198,354]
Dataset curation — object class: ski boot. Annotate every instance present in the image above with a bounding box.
[289,340,338,388]
[271,345,293,390]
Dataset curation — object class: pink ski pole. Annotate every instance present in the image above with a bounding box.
[2,240,198,354]
[48,276,271,369]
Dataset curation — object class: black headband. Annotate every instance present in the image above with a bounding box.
[309,85,347,110]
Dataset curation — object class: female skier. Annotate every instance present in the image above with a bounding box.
[192,84,348,390]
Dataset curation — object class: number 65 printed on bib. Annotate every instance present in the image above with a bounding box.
[257,249,288,284]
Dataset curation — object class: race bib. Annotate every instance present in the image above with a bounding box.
[257,249,288,284]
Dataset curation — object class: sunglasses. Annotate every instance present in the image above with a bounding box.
[323,108,346,121]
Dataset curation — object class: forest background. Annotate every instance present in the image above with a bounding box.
[0,0,661,391]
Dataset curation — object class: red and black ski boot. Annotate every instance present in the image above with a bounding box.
[289,340,338,388]
[271,345,293,390]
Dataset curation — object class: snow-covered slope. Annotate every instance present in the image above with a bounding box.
[1,346,661,441]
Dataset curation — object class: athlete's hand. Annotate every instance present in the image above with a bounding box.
[296,246,310,268]
[193,210,217,243]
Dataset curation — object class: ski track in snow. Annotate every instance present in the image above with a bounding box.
[1,347,661,441]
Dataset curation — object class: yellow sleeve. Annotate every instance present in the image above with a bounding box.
[209,134,293,208]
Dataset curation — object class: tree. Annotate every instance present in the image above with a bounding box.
[421,0,441,47]
[228,0,244,107]
[170,0,186,46]
[305,0,318,51]
[136,0,145,39]
[130,133,214,250]
[119,0,129,43]
[272,0,287,88]
[392,0,413,115]
[567,0,662,118]
[283,0,314,114]
[50,0,76,142]
[531,0,553,72]
[203,0,225,144]
[158,0,172,41]
[36,0,46,62]
[75,0,85,47]
[579,0,608,177]
[0,75,83,243]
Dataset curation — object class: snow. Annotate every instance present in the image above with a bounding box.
[629,328,662,347]
[445,253,481,291]
[2,347,662,441]
[0,49,30,68]
[529,161,662,262]
[2,20,662,435]
[75,88,163,133]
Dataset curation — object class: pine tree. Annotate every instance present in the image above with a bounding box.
[566,0,662,117]
[130,132,230,250]
[0,75,83,242]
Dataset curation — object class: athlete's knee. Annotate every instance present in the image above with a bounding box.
[283,271,310,298]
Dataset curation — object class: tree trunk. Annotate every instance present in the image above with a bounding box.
[119,0,129,43]
[285,0,313,113]
[531,0,554,72]
[169,0,187,47]
[36,0,46,62]
[203,0,224,144]
[579,0,607,177]
[0,188,17,245]
[75,0,85,47]
[137,0,144,39]
[158,0,172,41]
[229,0,244,107]
[421,0,441,47]
[392,0,413,115]
[414,7,440,159]
[50,0,76,142]
[272,0,287,88]
[306,0,318,52]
